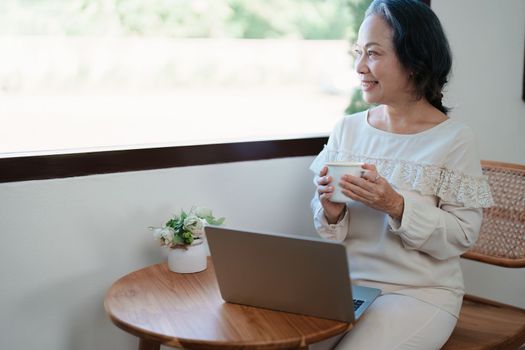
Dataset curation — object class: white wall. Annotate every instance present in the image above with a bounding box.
[434,0,525,164]
[432,0,525,308]
[0,157,318,350]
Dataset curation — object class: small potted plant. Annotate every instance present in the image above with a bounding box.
[151,207,225,273]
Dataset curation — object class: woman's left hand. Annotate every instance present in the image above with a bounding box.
[340,163,404,220]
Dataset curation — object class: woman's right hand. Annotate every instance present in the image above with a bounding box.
[316,166,346,224]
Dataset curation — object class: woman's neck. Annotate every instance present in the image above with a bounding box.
[369,100,448,134]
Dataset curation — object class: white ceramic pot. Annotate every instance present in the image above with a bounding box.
[167,240,207,273]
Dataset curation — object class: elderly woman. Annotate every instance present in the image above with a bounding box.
[310,0,493,349]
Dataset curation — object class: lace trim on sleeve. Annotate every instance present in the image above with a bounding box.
[322,148,494,208]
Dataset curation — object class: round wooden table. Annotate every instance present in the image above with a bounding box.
[104,258,351,350]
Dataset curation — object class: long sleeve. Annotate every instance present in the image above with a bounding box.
[310,115,491,258]
[387,127,489,260]
[310,116,352,241]
[388,197,482,260]
[311,193,350,242]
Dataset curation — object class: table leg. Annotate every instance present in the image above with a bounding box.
[138,338,161,350]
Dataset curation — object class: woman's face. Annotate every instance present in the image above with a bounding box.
[353,15,413,105]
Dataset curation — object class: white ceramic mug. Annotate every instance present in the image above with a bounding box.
[325,162,365,203]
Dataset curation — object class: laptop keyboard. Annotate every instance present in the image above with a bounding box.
[353,299,365,311]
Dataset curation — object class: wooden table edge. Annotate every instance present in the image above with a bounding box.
[105,297,352,349]
[103,262,353,349]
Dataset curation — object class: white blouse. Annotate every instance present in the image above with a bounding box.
[310,110,493,318]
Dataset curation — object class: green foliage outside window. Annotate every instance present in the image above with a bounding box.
[344,0,373,114]
[1,0,372,113]
[0,0,367,40]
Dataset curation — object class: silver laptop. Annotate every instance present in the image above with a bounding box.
[206,226,381,323]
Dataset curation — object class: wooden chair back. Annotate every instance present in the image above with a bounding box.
[443,160,525,349]
[461,160,525,268]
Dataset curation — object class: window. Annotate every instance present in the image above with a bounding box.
[0,0,376,157]
[4,0,440,182]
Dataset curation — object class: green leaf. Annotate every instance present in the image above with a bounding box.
[174,221,184,231]
[165,218,177,229]
[179,230,194,244]
[206,216,225,225]
[172,234,185,244]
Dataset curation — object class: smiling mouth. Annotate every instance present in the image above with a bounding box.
[361,81,378,90]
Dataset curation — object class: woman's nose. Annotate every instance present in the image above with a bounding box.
[354,54,369,74]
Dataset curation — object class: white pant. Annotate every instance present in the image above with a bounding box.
[311,294,457,350]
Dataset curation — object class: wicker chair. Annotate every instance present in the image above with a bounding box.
[443,160,525,350]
